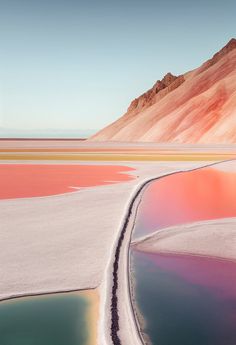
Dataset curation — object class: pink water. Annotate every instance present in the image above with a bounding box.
[0,164,135,199]
[132,250,236,345]
[134,167,236,239]
[142,252,236,300]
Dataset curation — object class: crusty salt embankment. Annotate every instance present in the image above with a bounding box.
[132,218,236,261]
[106,159,236,345]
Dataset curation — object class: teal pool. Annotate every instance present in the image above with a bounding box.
[0,294,89,345]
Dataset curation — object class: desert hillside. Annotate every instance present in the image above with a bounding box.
[91,39,236,143]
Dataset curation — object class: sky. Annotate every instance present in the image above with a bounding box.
[0,0,236,134]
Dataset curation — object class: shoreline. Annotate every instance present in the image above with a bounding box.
[0,287,96,304]
[129,251,152,345]
[114,159,236,345]
[0,287,99,345]
[79,289,99,345]
[131,217,236,263]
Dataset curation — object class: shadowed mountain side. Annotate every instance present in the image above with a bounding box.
[90,39,236,143]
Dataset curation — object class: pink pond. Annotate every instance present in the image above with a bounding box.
[134,167,236,238]
[142,251,236,300]
[132,249,236,344]
[0,164,135,199]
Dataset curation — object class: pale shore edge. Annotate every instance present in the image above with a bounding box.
[131,217,236,246]
[99,159,235,345]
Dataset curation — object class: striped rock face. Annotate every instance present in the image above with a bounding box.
[91,39,236,144]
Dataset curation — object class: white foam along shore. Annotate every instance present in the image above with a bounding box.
[0,156,235,344]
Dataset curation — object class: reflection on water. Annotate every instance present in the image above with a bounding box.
[131,250,236,345]
[0,294,89,345]
[133,167,236,239]
[130,165,236,345]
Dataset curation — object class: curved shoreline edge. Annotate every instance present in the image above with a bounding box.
[110,159,235,345]
[0,287,97,303]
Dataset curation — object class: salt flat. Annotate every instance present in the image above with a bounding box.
[133,217,236,261]
[0,141,235,345]
[0,159,215,301]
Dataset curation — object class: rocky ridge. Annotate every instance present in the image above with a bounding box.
[91,38,236,143]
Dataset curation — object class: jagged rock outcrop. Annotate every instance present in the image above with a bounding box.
[127,72,184,115]
[90,38,236,143]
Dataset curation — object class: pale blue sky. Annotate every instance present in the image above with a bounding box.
[0,0,236,133]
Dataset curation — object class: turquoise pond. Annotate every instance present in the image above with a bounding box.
[0,294,89,345]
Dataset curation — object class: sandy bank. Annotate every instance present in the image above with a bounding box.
[79,289,99,345]
[0,140,235,152]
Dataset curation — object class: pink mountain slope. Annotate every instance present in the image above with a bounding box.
[91,39,236,143]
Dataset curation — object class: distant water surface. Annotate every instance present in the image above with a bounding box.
[0,129,95,139]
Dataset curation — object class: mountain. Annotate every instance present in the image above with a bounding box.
[91,38,236,143]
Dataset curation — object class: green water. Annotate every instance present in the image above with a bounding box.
[0,294,89,345]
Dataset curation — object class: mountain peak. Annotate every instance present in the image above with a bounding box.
[224,38,236,49]
[127,72,184,114]
[200,38,236,72]
[161,72,177,87]
[91,38,236,143]
[214,38,236,58]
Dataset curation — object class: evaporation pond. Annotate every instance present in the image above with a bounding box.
[0,293,91,345]
[133,167,236,239]
[131,250,236,345]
